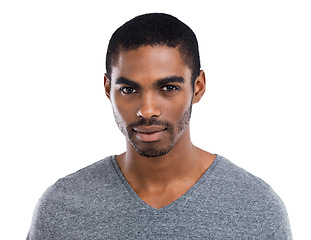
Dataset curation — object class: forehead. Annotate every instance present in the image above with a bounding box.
[110,46,192,84]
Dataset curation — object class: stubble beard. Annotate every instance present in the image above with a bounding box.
[113,103,192,158]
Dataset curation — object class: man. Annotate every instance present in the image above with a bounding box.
[27,13,292,239]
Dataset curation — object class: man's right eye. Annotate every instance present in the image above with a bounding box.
[120,87,138,94]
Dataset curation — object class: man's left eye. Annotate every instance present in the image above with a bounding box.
[161,85,179,91]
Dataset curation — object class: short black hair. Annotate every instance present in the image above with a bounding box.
[105,13,201,88]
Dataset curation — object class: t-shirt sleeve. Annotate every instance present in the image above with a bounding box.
[26,182,64,239]
[269,217,293,239]
[263,186,293,239]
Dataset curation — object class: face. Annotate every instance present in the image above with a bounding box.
[105,46,204,158]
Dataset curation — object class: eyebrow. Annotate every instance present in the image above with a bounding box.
[115,77,142,89]
[153,76,185,87]
[115,76,185,89]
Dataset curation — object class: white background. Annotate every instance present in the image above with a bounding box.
[1,0,310,239]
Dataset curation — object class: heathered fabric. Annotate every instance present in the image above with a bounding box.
[27,155,292,239]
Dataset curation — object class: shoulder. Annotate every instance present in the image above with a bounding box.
[212,155,285,208]
[32,156,117,217]
[43,156,116,198]
[210,155,292,237]
[63,155,115,181]
[28,156,118,238]
[213,155,279,197]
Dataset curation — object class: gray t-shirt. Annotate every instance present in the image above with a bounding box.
[27,155,292,239]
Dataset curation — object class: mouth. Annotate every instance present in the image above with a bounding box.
[133,126,167,142]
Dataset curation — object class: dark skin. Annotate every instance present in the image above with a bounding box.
[104,46,216,209]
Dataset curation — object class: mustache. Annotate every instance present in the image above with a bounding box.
[127,118,172,130]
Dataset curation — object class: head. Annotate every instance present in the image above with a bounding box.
[105,13,205,158]
[106,13,201,90]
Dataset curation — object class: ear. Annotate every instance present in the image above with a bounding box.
[193,70,206,104]
[104,74,111,100]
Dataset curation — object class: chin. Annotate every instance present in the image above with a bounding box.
[133,143,175,158]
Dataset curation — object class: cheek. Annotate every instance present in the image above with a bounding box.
[111,95,136,122]
[162,94,192,120]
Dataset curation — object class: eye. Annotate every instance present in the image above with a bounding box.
[120,87,138,95]
[161,85,180,92]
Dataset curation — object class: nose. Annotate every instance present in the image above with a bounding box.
[136,92,161,119]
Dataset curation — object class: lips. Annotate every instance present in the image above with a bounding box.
[133,126,166,133]
[133,126,167,142]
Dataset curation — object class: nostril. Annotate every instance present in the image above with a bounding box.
[136,104,161,118]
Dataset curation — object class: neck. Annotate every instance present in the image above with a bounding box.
[116,127,214,191]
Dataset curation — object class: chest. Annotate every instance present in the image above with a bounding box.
[52,199,262,240]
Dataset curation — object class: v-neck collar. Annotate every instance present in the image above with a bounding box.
[110,154,220,212]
